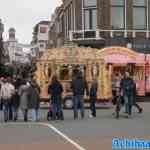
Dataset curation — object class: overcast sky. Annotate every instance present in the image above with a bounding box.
[0,0,62,44]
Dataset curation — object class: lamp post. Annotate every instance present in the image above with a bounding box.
[0,19,4,64]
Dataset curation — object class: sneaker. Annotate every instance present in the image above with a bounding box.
[89,114,93,118]
[125,114,132,119]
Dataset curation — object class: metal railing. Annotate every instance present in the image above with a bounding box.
[69,29,150,41]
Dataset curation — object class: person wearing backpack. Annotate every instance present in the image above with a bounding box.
[120,72,134,118]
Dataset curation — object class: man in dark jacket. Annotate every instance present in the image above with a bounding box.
[120,72,134,117]
[71,71,89,119]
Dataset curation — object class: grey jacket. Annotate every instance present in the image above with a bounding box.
[19,85,29,110]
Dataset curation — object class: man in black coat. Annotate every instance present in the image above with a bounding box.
[71,71,89,119]
[120,72,134,117]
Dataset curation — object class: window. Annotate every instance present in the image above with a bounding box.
[84,0,96,7]
[111,0,124,5]
[83,0,97,30]
[111,0,125,29]
[40,44,44,48]
[133,0,147,30]
[84,9,97,30]
[40,26,47,33]
[85,10,90,29]
[133,0,146,6]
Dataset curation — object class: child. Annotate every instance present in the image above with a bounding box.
[47,102,53,121]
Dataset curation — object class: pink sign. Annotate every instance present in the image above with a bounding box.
[103,53,145,64]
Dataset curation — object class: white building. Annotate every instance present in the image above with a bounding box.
[6,28,32,64]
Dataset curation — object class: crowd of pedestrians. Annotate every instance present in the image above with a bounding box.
[0,77,40,122]
[0,70,143,123]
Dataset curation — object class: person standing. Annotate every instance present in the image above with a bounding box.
[12,77,21,121]
[120,72,134,118]
[112,74,121,105]
[0,77,4,111]
[0,78,15,122]
[28,80,40,122]
[18,80,30,122]
[0,77,4,121]
[132,81,143,113]
[48,75,64,120]
[71,71,89,120]
[89,78,98,118]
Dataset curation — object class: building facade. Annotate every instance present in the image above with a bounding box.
[5,28,31,64]
[32,21,50,55]
[0,19,6,64]
[49,0,150,53]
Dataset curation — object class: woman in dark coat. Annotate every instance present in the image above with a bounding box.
[12,78,22,121]
[48,75,64,120]
[89,79,98,118]
[28,80,40,122]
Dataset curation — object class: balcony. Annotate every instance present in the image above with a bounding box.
[69,29,150,41]
[69,30,102,41]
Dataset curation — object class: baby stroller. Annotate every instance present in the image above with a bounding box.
[47,102,64,121]
[47,103,53,121]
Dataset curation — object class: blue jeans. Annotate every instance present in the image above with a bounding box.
[31,109,39,121]
[124,94,133,115]
[51,95,63,120]
[3,101,9,122]
[73,95,84,119]
[90,97,96,117]
[12,107,18,121]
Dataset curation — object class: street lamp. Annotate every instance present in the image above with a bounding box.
[0,19,4,64]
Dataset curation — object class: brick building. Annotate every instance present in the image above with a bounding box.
[49,0,150,53]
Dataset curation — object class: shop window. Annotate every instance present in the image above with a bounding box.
[110,0,125,29]
[133,0,147,30]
